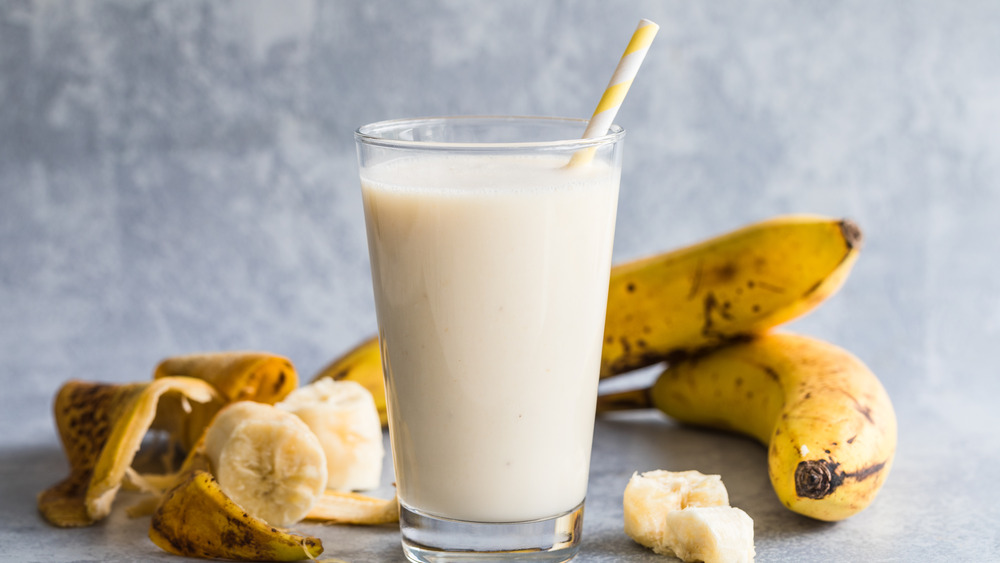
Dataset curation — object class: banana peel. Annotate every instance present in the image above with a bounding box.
[149,469,324,561]
[154,352,299,450]
[306,490,399,525]
[37,377,219,527]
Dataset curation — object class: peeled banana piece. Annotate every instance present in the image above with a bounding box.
[651,333,897,521]
[663,506,755,563]
[312,336,387,426]
[623,470,754,562]
[149,469,324,561]
[277,378,384,492]
[203,401,328,527]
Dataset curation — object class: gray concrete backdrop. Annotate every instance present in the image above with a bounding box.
[2,1,999,561]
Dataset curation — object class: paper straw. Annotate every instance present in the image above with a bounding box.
[568,18,659,167]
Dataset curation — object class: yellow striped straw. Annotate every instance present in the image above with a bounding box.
[568,18,659,167]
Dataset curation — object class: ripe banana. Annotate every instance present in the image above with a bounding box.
[318,215,861,424]
[203,401,328,527]
[612,333,896,521]
[312,336,386,426]
[623,470,753,562]
[276,378,385,492]
[149,469,324,561]
[601,215,860,377]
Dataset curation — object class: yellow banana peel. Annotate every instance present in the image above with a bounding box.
[153,352,299,450]
[149,469,324,561]
[37,377,219,527]
[305,490,399,525]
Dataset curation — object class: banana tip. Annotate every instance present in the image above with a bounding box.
[840,219,863,250]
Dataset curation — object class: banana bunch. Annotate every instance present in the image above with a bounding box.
[317,214,895,523]
[592,215,896,522]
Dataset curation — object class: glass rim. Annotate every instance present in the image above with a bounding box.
[354,115,625,150]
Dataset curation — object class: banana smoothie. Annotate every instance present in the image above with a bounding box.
[361,152,620,523]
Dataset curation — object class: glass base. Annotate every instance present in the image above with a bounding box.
[399,502,585,562]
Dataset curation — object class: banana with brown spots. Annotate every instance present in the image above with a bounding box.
[600,332,897,521]
[600,214,861,377]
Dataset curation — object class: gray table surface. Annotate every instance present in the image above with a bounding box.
[3,1,1000,561]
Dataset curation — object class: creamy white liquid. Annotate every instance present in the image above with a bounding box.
[361,153,619,522]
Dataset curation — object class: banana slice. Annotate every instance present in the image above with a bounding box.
[276,379,384,492]
[203,401,327,527]
[663,506,755,563]
[624,470,753,561]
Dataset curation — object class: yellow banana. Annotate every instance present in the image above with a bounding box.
[601,215,861,377]
[312,336,386,426]
[603,333,896,521]
[149,469,324,561]
[319,215,861,426]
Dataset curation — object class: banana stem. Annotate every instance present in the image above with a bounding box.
[596,387,653,413]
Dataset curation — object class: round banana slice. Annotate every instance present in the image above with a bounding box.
[277,379,384,492]
[204,401,328,527]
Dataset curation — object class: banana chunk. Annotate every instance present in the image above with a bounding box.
[277,379,385,492]
[623,470,754,562]
[203,401,328,527]
[664,506,755,563]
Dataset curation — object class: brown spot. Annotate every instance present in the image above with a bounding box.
[605,335,614,344]
[701,292,719,337]
[846,435,857,444]
[840,219,863,250]
[274,371,287,394]
[757,280,785,293]
[855,403,874,424]
[714,262,737,282]
[847,460,887,482]
[626,282,636,293]
[763,367,780,383]
[803,278,826,297]
[735,377,743,387]
[688,260,704,299]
